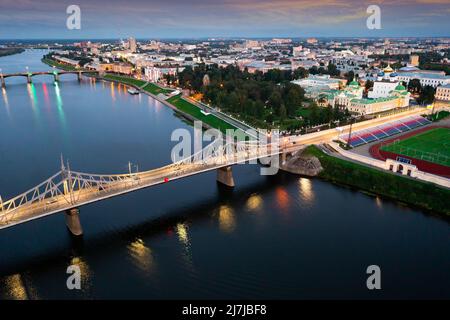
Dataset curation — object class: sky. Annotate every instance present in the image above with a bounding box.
[0,0,449,39]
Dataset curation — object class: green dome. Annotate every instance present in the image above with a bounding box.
[395,84,406,91]
[349,80,359,87]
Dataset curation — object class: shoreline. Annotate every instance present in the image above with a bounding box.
[41,57,216,131]
[303,145,450,218]
[42,58,450,218]
[0,48,25,58]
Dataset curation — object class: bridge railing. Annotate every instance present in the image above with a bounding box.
[0,141,284,223]
[0,171,68,220]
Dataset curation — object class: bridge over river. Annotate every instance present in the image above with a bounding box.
[0,69,104,87]
[0,140,295,236]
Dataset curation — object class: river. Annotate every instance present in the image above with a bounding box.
[0,50,449,299]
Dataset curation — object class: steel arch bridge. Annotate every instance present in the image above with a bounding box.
[0,140,283,234]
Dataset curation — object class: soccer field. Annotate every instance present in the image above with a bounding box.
[381,128,450,167]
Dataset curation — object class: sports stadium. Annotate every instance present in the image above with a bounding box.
[339,114,450,178]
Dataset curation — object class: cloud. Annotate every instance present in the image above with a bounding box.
[0,0,448,38]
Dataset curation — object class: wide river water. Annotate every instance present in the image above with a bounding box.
[0,50,449,299]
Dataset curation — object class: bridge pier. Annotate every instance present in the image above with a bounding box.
[77,71,82,81]
[217,166,235,187]
[65,208,83,236]
[53,73,59,82]
[27,75,32,84]
[0,75,5,89]
[281,152,287,164]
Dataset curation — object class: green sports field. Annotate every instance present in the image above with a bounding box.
[381,127,450,167]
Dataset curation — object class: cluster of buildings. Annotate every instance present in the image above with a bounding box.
[297,65,412,115]
[49,36,450,112]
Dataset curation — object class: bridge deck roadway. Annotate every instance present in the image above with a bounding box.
[0,150,280,230]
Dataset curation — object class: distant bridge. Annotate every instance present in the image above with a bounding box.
[0,140,294,236]
[0,70,104,87]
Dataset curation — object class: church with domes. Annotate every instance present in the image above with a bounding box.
[368,65,403,99]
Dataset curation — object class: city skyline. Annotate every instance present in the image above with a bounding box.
[0,0,449,39]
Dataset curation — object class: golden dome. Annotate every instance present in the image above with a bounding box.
[384,65,394,73]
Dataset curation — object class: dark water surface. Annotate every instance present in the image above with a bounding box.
[0,50,449,299]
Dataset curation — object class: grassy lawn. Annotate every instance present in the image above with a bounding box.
[304,145,450,216]
[381,128,450,167]
[103,74,173,95]
[41,58,79,71]
[103,74,146,87]
[104,76,245,138]
[167,95,247,139]
[142,82,173,95]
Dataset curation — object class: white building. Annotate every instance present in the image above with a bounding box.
[144,67,162,82]
[368,65,401,99]
[291,74,342,91]
[317,79,409,115]
[292,46,303,57]
[397,70,449,88]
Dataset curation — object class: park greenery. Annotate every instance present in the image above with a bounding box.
[309,63,340,77]
[100,74,241,135]
[305,145,450,217]
[407,78,436,105]
[0,48,24,57]
[42,57,79,71]
[103,74,173,95]
[171,64,350,131]
[166,95,244,136]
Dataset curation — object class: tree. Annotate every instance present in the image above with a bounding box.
[293,67,308,79]
[408,78,422,94]
[285,87,302,117]
[392,62,403,70]
[309,66,319,75]
[309,103,320,125]
[327,63,340,76]
[345,71,355,84]
[279,104,287,119]
[417,85,435,105]
[268,91,282,111]
[365,80,374,93]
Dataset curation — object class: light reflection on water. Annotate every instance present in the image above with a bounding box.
[128,238,156,274]
[246,193,263,212]
[0,50,449,299]
[68,256,93,295]
[298,178,314,206]
[54,82,66,127]
[275,187,290,211]
[1,87,10,117]
[2,273,38,300]
[218,205,236,233]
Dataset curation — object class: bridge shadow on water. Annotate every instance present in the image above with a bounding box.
[0,170,298,278]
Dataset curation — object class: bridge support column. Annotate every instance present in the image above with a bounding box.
[281,152,287,164]
[54,73,59,82]
[27,75,32,84]
[77,71,82,81]
[217,166,235,187]
[0,75,5,89]
[65,208,83,236]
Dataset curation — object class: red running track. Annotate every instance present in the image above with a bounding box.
[369,126,450,178]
